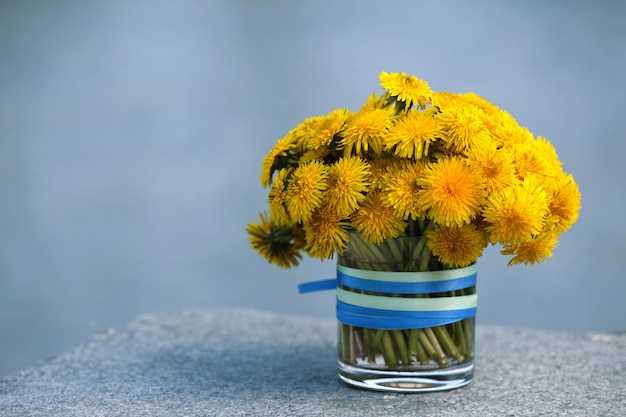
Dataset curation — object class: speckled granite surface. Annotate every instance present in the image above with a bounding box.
[1,308,625,416]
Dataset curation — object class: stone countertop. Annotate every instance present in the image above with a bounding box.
[1,307,625,416]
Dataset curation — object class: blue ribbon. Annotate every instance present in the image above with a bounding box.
[337,268,476,294]
[298,265,477,330]
[298,279,337,293]
[336,300,476,330]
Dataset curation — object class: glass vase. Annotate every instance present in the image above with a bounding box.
[336,231,477,392]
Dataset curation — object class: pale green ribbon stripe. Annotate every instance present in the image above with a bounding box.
[337,288,478,312]
[337,263,477,283]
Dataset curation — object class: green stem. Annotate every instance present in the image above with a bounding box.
[371,329,385,350]
[392,330,410,365]
[411,220,434,271]
[433,326,464,363]
[454,320,467,356]
[408,328,418,356]
[425,327,448,366]
[363,327,371,355]
[340,324,350,362]
[415,329,437,361]
[418,252,430,271]
[385,239,404,268]
[349,326,356,363]
[463,318,474,357]
[381,331,398,367]
[409,329,429,365]
[350,233,387,270]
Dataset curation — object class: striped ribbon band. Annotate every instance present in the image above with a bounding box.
[298,264,477,329]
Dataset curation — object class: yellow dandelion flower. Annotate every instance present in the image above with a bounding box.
[381,160,426,220]
[384,110,443,159]
[341,108,392,156]
[501,232,558,266]
[545,173,581,233]
[307,108,352,150]
[368,158,400,191]
[268,168,292,226]
[457,92,502,119]
[299,147,330,164]
[467,144,519,195]
[380,71,432,108]
[351,192,406,244]
[260,134,295,187]
[426,223,485,267]
[533,136,563,173]
[472,216,493,248]
[511,136,560,181]
[483,178,548,244]
[246,213,302,268]
[436,104,491,152]
[325,156,371,217]
[416,156,486,227]
[482,109,513,139]
[288,115,326,151]
[459,93,518,138]
[303,205,349,259]
[430,91,463,110]
[285,161,329,223]
[360,92,391,112]
[492,119,533,150]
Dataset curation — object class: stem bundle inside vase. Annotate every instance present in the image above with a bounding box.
[337,225,475,370]
[338,318,475,369]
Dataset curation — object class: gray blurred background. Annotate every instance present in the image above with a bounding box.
[1,0,625,377]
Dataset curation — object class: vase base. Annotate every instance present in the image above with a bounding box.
[337,360,474,393]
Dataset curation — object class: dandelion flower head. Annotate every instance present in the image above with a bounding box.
[384,110,443,159]
[285,161,329,223]
[341,108,392,156]
[325,156,371,217]
[380,71,432,108]
[417,156,486,227]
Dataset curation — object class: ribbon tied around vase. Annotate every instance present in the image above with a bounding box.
[298,264,477,330]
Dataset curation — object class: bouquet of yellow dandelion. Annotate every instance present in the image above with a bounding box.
[248,71,580,269]
[247,71,580,391]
